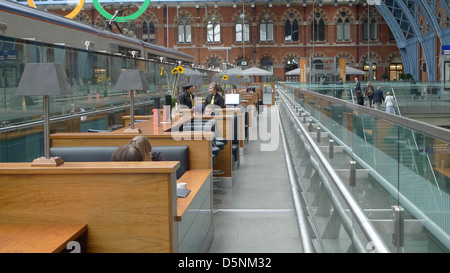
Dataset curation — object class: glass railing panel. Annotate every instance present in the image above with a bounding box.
[397,129,450,252]
[282,81,450,113]
[0,35,187,129]
[1,125,44,163]
[279,95,386,252]
[280,82,450,252]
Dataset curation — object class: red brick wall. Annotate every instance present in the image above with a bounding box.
[50,3,402,81]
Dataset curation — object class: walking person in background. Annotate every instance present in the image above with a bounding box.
[364,81,375,107]
[372,87,385,110]
[354,77,361,94]
[335,78,344,99]
[357,90,365,106]
[385,91,395,114]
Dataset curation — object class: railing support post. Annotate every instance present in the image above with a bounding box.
[392,205,404,248]
[317,127,321,142]
[329,139,334,159]
[349,161,356,187]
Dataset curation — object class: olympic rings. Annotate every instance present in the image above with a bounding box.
[92,0,151,22]
[25,0,150,22]
[27,0,85,19]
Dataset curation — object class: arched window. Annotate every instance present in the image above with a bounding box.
[236,13,250,42]
[178,14,192,43]
[362,16,377,41]
[260,14,274,42]
[237,57,249,70]
[389,63,403,81]
[207,14,221,43]
[142,21,156,44]
[336,11,351,41]
[311,12,325,41]
[313,59,324,70]
[364,62,377,81]
[207,57,221,69]
[285,13,299,42]
[123,21,137,38]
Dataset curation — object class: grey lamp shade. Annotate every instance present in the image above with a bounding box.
[227,76,244,85]
[177,75,189,87]
[188,75,205,86]
[16,63,73,96]
[115,70,149,90]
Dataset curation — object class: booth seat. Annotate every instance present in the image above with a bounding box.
[50,145,189,179]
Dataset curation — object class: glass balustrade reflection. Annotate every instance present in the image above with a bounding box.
[279,82,450,252]
[0,35,212,162]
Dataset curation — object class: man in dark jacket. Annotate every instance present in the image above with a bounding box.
[372,87,385,110]
[178,85,195,109]
[354,77,361,93]
[357,90,364,106]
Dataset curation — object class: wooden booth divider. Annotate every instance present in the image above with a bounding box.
[0,162,181,252]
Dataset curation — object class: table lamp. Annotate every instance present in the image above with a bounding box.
[115,70,149,133]
[16,63,73,166]
[189,75,205,86]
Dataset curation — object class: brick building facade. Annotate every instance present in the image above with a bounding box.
[51,2,402,82]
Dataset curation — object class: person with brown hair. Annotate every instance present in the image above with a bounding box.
[364,81,375,107]
[111,144,143,161]
[129,135,164,161]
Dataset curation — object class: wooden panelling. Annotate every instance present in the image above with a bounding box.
[50,131,213,170]
[176,169,212,221]
[0,162,178,253]
[0,224,87,253]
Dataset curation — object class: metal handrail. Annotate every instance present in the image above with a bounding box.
[278,83,450,144]
[278,89,390,253]
[389,87,443,198]
[279,83,450,251]
[350,88,355,104]
[391,88,402,116]
[278,108,316,253]
[323,120,450,251]
[0,99,155,134]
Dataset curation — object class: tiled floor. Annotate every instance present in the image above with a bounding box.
[208,107,303,253]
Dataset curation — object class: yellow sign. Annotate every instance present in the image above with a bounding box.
[339,58,347,82]
[299,59,307,82]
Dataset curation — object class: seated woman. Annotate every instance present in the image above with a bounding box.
[129,135,164,161]
[204,82,225,108]
[111,145,143,161]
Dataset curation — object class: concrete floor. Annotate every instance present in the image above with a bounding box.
[208,106,303,253]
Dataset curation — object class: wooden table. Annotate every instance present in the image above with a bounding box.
[0,224,87,253]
